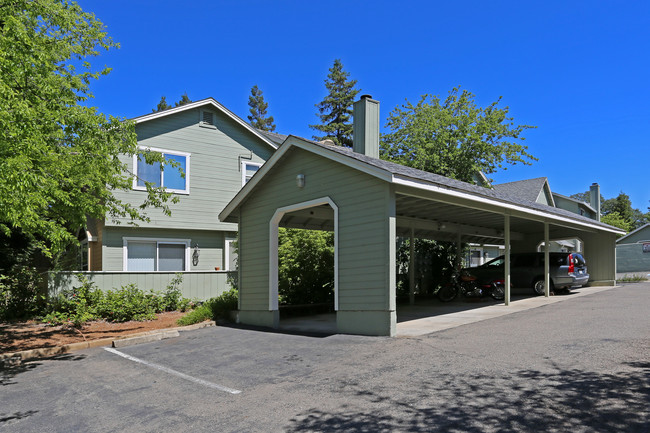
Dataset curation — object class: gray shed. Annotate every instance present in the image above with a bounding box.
[220,97,623,336]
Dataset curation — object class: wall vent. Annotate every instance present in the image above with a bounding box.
[202,110,215,126]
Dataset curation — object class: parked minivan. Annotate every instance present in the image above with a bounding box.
[464,252,589,295]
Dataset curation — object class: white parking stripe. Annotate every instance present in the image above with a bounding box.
[104,347,241,395]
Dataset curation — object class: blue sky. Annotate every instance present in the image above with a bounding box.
[78,0,650,211]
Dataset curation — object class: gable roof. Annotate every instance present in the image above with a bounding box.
[130,97,278,150]
[616,223,650,244]
[493,177,555,206]
[220,136,624,235]
[552,192,597,213]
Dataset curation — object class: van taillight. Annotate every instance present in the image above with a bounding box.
[567,254,575,273]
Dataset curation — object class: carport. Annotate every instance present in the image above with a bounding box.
[219,96,623,337]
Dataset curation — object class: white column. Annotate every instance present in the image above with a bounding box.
[409,227,415,305]
[456,232,462,269]
[504,214,511,306]
[544,222,550,297]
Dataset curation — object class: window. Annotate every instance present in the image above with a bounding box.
[225,238,238,270]
[241,161,262,186]
[123,238,190,271]
[133,147,190,194]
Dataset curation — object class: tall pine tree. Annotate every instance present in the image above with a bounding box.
[153,96,172,112]
[310,59,360,147]
[247,85,276,131]
[175,92,192,107]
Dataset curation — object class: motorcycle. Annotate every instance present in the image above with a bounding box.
[437,270,505,302]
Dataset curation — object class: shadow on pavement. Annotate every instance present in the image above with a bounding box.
[1,353,86,386]
[286,361,650,432]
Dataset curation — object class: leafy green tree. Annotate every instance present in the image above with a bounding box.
[310,59,360,147]
[247,85,276,131]
[153,96,173,112]
[174,92,192,107]
[381,87,537,184]
[601,211,632,233]
[0,0,176,260]
[278,228,334,305]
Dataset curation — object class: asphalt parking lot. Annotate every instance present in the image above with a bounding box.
[2,284,649,432]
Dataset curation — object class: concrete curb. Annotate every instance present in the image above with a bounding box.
[0,320,215,367]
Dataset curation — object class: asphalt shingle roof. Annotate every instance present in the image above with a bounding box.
[492,178,548,202]
[300,138,617,231]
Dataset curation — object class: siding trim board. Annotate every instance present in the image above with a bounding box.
[269,196,339,311]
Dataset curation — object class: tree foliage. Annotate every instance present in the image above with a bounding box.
[278,228,334,305]
[601,211,633,232]
[152,93,192,112]
[153,96,172,112]
[380,87,537,184]
[310,59,360,147]
[0,0,176,259]
[247,85,275,131]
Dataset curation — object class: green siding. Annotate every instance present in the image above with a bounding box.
[49,271,233,301]
[618,226,650,244]
[108,107,273,232]
[238,148,394,334]
[102,226,233,272]
[617,243,650,273]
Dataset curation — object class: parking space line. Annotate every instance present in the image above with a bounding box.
[104,347,241,395]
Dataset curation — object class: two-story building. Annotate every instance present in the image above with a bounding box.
[53,98,284,298]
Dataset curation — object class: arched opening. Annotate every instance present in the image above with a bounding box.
[269,197,338,332]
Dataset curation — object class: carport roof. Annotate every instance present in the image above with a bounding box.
[219,136,624,236]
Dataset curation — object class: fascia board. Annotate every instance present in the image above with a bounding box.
[392,175,626,235]
[131,98,278,150]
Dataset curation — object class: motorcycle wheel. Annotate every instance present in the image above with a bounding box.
[490,283,505,300]
[437,284,458,302]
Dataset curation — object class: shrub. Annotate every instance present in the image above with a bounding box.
[208,288,238,322]
[41,274,196,326]
[176,303,212,326]
[0,266,45,320]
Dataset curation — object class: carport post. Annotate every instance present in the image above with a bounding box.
[409,227,415,305]
[544,222,550,297]
[504,215,511,306]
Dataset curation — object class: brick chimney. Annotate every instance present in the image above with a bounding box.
[353,95,379,158]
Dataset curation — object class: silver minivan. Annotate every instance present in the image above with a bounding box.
[465,252,589,295]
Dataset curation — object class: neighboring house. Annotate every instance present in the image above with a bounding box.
[52,98,281,299]
[616,223,650,273]
[464,178,600,265]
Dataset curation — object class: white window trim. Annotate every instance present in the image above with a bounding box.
[123,237,191,272]
[132,146,191,195]
[241,160,263,187]
[224,238,237,271]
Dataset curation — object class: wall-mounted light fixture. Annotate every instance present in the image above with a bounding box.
[438,223,446,230]
[296,174,305,188]
[192,244,200,266]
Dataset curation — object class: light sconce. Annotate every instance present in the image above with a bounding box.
[438,223,446,231]
[296,174,305,188]
[192,244,200,266]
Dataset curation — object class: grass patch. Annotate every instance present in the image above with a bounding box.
[617,274,649,283]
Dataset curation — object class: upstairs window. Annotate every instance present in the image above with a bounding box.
[134,147,190,194]
[241,161,262,186]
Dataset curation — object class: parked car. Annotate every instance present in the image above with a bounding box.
[463,252,589,295]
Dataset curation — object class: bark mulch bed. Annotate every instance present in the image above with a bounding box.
[0,311,188,354]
